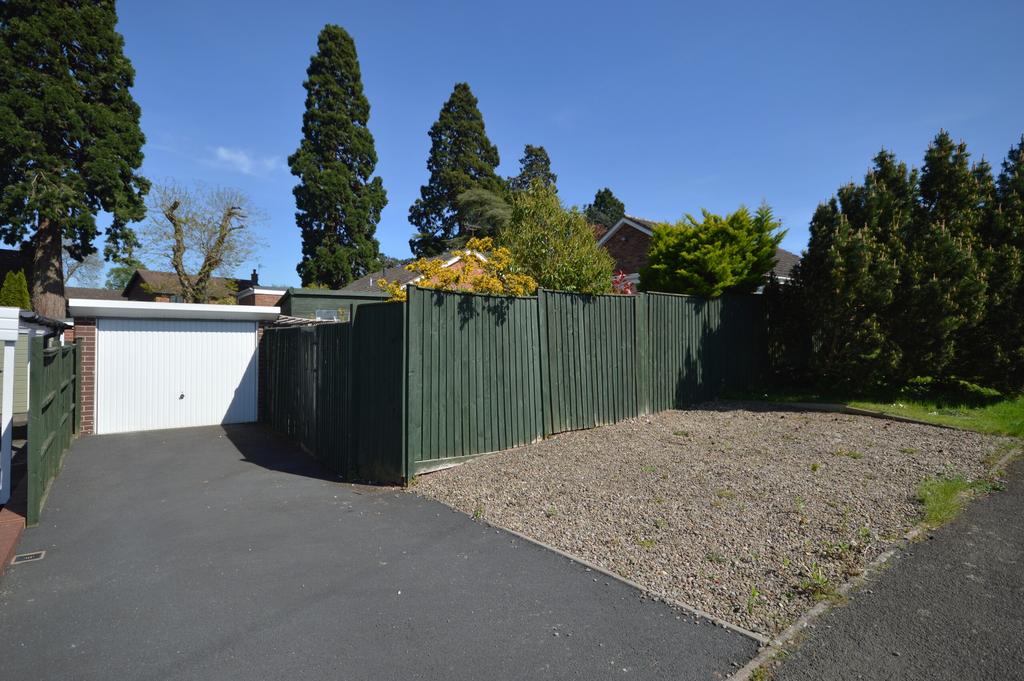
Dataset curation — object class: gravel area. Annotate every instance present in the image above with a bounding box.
[412,404,1018,637]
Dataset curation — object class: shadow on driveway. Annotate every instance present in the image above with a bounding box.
[0,424,758,681]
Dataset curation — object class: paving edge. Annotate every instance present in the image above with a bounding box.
[415,492,770,646]
[726,443,1023,680]
[0,482,28,579]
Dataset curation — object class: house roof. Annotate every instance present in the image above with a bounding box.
[338,251,467,294]
[340,263,419,293]
[65,286,126,301]
[772,248,801,280]
[597,216,802,280]
[126,269,255,299]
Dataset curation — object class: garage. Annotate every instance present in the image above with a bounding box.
[67,299,280,435]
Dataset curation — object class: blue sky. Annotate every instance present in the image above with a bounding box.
[114,0,1024,287]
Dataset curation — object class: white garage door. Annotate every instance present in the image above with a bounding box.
[96,318,258,434]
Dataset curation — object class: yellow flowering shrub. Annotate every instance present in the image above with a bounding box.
[377,237,538,302]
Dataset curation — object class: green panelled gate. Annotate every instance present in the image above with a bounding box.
[26,337,80,525]
[261,286,767,484]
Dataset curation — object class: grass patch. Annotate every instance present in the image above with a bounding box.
[728,388,1024,437]
[833,449,864,460]
[716,488,737,500]
[850,396,1024,437]
[916,476,978,527]
[637,538,657,549]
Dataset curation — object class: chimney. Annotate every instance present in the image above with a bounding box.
[250,268,259,286]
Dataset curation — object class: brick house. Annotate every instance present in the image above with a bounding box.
[596,216,801,285]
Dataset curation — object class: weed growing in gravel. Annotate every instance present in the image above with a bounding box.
[799,562,837,601]
[834,449,864,460]
[653,517,668,529]
[653,495,665,504]
[750,668,769,681]
[899,446,919,455]
[472,504,484,520]
[544,506,558,518]
[810,462,820,472]
[637,538,657,549]
[673,430,690,437]
[747,586,762,614]
[641,464,657,473]
[716,488,736,500]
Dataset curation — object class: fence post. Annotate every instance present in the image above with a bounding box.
[535,289,552,437]
[634,293,650,416]
[26,336,42,526]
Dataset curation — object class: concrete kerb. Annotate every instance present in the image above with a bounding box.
[717,400,965,431]
[727,440,1023,681]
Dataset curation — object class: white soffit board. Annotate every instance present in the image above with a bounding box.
[68,298,279,321]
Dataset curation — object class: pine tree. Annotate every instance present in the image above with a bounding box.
[0,270,32,310]
[289,25,386,288]
[982,136,1024,389]
[408,83,502,257]
[584,188,626,229]
[0,0,149,318]
[896,131,987,380]
[508,145,557,192]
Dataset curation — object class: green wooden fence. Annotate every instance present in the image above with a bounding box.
[262,286,766,484]
[407,289,544,474]
[26,338,79,525]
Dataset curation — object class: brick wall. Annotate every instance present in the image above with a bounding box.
[256,322,268,422]
[74,317,96,435]
[603,226,652,275]
[239,292,283,307]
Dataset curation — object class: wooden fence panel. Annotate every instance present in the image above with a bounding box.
[405,287,543,475]
[539,290,641,435]
[647,293,766,411]
[350,302,406,483]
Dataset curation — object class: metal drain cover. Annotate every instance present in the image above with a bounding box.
[11,550,45,564]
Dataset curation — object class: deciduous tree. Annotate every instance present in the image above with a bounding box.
[498,185,614,294]
[139,184,262,304]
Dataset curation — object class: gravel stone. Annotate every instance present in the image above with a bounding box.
[412,404,1015,636]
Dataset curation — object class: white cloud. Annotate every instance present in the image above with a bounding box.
[211,146,280,176]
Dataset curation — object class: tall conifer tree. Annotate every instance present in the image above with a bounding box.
[409,83,501,257]
[0,0,149,317]
[508,145,557,192]
[289,25,386,288]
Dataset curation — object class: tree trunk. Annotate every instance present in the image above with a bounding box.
[31,217,67,319]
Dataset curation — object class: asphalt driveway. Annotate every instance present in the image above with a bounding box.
[0,425,757,681]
